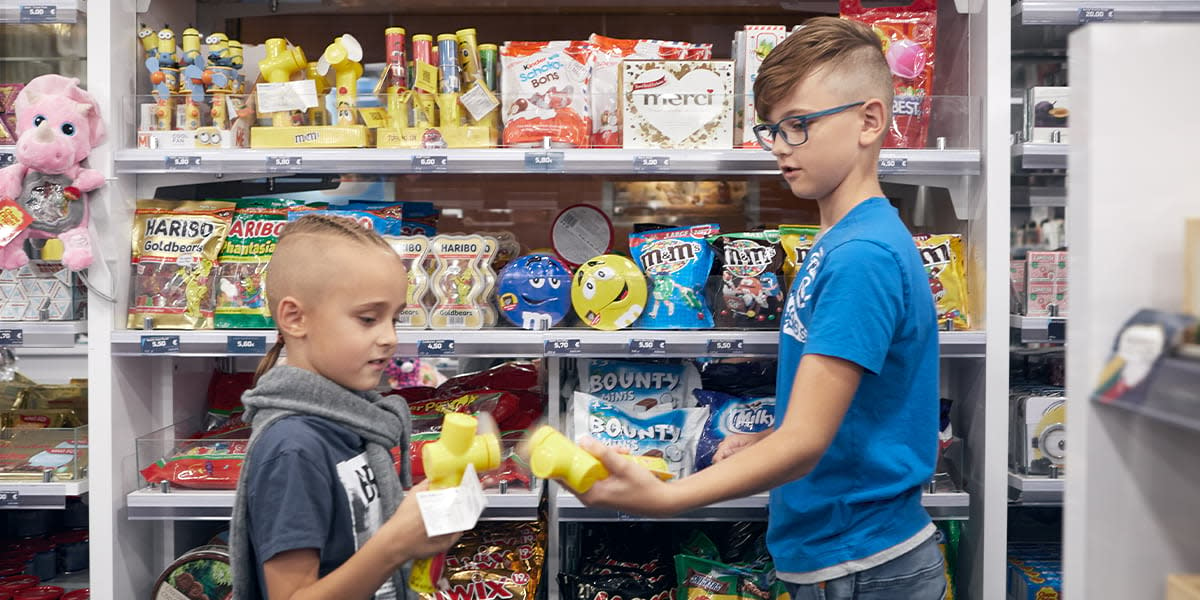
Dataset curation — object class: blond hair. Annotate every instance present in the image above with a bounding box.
[254,214,397,383]
[753,16,894,122]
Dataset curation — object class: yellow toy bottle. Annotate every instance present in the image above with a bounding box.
[407,412,501,594]
[525,425,675,493]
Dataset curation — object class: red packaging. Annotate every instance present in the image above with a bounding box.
[840,0,937,149]
[587,35,693,148]
[13,587,62,600]
[0,577,36,592]
[139,441,247,490]
[435,362,541,398]
[61,592,87,600]
[501,41,595,148]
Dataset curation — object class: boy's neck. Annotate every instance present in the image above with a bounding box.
[815,160,885,231]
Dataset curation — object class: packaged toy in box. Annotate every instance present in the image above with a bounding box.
[0,260,85,321]
[735,26,787,148]
[622,61,735,149]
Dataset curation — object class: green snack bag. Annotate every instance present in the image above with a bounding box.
[679,531,721,561]
[213,199,288,329]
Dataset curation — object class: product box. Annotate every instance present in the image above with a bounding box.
[1011,260,1027,298]
[1026,282,1068,317]
[137,95,253,149]
[622,60,735,149]
[734,26,787,148]
[1025,86,1069,144]
[1011,563,1061,600]
[0,261,85,321]
[1187,219,1200,318]
[1010,392,1065,476]
[1026,251,1067,282]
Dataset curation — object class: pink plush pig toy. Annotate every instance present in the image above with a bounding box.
[0,74,106,271]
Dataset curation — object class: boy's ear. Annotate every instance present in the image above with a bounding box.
[274,296,307,338]
[860,98,889,147]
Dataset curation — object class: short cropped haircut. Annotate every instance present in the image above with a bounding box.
[753,16,894,122]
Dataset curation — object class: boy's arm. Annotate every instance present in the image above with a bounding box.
[579,352,859,517]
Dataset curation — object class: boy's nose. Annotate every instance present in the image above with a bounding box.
[770,135,793,157]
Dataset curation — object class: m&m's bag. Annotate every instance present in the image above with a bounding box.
[914,233,969,330]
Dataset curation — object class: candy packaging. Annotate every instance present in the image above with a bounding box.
[501,41,594,148]
[128,200,236,329]
[587,34,699,148]
[497,254,572,330]
[840,0,937,149]
[573,391,706,479]
[572,255,647,331]
[387,235,432,329]
[139,441,247,490]
[480,236,500,327]
[213,198,287,329]
[913,233,970,330]
[430,234,488,329]
[708,231,785,328]
[629,224,719,329]
[418,522,546,600]
[577,359,700,411]
[692,390,776,471]
[779,224,820,291]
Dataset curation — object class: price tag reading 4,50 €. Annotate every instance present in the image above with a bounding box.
[418,339,456,356]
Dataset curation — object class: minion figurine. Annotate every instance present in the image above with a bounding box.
[138,24,158,59]
[180,27,203,66]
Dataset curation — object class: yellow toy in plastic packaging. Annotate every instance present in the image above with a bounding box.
[571,255,648,331]
[386,235,431,329]
[526,425,673,494]
[780,224,820,290]
[430,235,487,329]
[913,233,970,330]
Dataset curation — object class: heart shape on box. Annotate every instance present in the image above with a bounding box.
[628,67,727,145]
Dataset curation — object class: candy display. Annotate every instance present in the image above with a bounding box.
[501,41,595,148]
[1023,251,1068,318]
[418,522,546,600]
[913,233,969,330]
[571,255,648,331]
[840,0,937,149]
[676,554,744,600]
[153,545,233,600]
[621,61,735,149]
[573,391,706,479]
[1007,544,1061,600]
[430,234,490,329]
[497,254,573,330]
[692,390,776,471]
[779,224,820,290]
[708,231,785,328]
[387,235,432,329]
[0,428,87,481]
[127,200,236,329]
[213,199,287,329]
[734,26,787,148]
[139,440,247,490]
[630,224,719,329]
[577,359,701,411]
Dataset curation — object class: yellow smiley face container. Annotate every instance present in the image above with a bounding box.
[571,254,647,331]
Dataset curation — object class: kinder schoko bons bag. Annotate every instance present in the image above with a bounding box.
[840,0,937,149]
[501,41,595,148]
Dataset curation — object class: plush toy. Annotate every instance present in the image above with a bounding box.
[0,74,106,271]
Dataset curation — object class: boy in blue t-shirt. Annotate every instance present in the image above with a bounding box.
[574,16,944,599]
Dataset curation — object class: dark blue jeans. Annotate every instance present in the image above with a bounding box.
[783,534,947,600]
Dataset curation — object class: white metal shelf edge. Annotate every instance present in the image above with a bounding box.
[1016,0,1200,24]
[0,320,86,348]
[1007,472,1064,504]
[0,0,83,23]
[1013,143,1069,170]
[555,489,970,520]
[0,479,88,509]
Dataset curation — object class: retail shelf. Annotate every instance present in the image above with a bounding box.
[126,485,541,521]
[1013,143,1069,170]
[555,488,970,521]
[1095,354,1200,434]
[111,329,985,358]
[1011,314,1067,344]
[1015,0,1200,25]
[0,320,86,348]
[111,148,981,177]
[0,0,83,23]
[1012,185,1068,208]
[1008,472,1064,504]
[53,569,89,592]
[0,479,88,510]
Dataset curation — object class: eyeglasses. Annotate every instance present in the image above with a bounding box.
[752,101,866,150]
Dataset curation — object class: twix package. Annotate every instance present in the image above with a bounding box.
[128,200,236,329]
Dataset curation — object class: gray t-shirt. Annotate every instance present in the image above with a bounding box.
[246,415,398,600]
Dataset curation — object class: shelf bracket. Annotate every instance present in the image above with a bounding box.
[883,174,972,220]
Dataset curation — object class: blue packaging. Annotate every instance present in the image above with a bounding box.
[692,390,776,471]
[629,224,719,329]
[497,254,572,329]
[578,359,700,411]
[573,391,707,479]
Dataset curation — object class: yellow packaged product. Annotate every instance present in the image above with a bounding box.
[128,200,237,329]
[779,224,820,290]
[1,409,82,429]
[913,233,970,330]
[0,427,87,480]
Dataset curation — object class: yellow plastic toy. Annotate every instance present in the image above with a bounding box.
[257,37,307,127]
[318,34,365,127]
[526,425,674,494]
[408,412,501,594]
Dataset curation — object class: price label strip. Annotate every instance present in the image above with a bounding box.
[706,339,745,355]
[544,338,582,355]
[227,335,268,355]
[878,157,908,174]
[19,4,58,23]
[0,490,19,506]
[628,339,667,355]
[0,329,24,347]
[633,156,670,173]
[0,153,14,169]
[418,339,456,356]
[524,151,565,172]
[1078,7,1115,22]
[165,155,202,171]
[412,155,449,173]
[266,156,303,172]
[140,335,181,354]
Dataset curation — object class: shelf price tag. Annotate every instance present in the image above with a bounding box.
[628,339,666,355]
[544,338,582,355]
[0,153,14,168]
[524,151,564,172]
[633,156,670,173]
[265,155,303,172]
[227,335,268,355]
[0,329,23,347]
[140,335,181,354]
[706,339,744,355]
[0,491,18,506]
[1078,8,1115,22]
[412,155,449,173]
[19,5,57,23]
[877,157,908,174]
[1047,320,1066,343]
[165,155,202,171]
[418,339,456,356]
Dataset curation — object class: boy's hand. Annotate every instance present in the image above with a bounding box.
[574,439,679,519]
[712,431,770,464]
[380,480,462,564]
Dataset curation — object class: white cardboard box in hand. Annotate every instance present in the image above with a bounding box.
[415,464,488,537]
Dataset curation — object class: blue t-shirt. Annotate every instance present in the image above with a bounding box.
[768,197,939,574]
[246,415,398,600]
